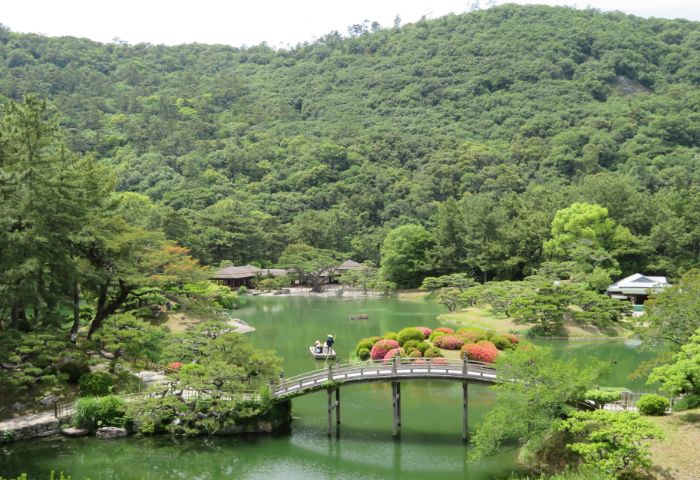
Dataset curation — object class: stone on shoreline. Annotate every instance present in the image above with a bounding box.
[61,427,89,437]
[95,426,127,439]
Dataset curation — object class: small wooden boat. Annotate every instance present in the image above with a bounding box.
[309,346,337,360]
[349,313,369,320]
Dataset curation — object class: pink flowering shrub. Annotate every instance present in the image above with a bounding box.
[461,344,498,363]
[384,347,406,361]
[370,339,400,360]
[433,335,465,350]
[416,326,432,339]
[434,327,455,334]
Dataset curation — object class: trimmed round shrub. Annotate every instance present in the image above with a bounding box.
[429,331,447,342]
[408,350,423,358]
[456,327,487,343]
[383,332,398,341]
[370,339,400,360]
[238,285,248,295]
[434,327,455,334]
[637,394,670,416]
[355,338,376,356]
[489,334,513,351]
[357,348,371,360]
[416,341,431,354]
[416,326,432,339]
[402,340,421,352]
[79,371,114,397]
[461,344,498,363]
[424,347,444,358]
[477,340,497,350]
[397,327,425,346]
[433,335,465,350]
[368,336,381,343]
[384,347,406,361]
[504,333,520,344]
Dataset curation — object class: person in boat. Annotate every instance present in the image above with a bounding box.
[325,334,335,353]
[314,340,323,353]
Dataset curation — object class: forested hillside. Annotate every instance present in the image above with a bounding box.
[1,4,699,282]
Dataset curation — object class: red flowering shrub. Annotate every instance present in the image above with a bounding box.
[461,344,498,363]
[434,327,455,334]
[477,340,497,350]
[433,335,465,350]
[416,326,432,339]
[457,328,487,343]
[384,347,406,361]
[370,339,400,360]
[168,362,184,371]
[505,333,519,344]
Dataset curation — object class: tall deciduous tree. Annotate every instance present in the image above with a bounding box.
[380,224,434,288]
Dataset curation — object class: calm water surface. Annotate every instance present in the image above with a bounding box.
[1,296,659,479]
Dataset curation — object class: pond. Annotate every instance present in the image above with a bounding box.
[1,296,660,479]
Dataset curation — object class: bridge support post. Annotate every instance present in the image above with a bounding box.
[327,387,333,436]
[462,382,469,442]
[336,387,341,426]
[392,381,401,437]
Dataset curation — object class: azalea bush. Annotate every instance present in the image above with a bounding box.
[434,327,455,334]
[416,326,432,338]
[456,327,489,342]
[424,347,444,358]
[370,339,400,360]
[355,337,379,357]
[429,331,447,342]
[397,327,425,346]
[489,334,513,351]
[357,347,371,360]
[461,343,499,363]
[504,333,520,344]
[433,335,465,350]
[384,347,406,361]
[383,332,398,341]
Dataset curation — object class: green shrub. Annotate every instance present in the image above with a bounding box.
[368,336,381,343]
[79,371,114,397]
[424,347,444,358]
[58,359,90,383]
[402,340,420,351]
[355,338,375,356]
[408,350,422,358]
[73,395,127,430]
[429,331,447,342]
[673,394,700,411]
[637,394,670,416]
[488,334,513,351]
[357,347,370,360]
[383,332,398,341]
[416,341,431,354]
[397,327,424,346]
[238,286,248,294]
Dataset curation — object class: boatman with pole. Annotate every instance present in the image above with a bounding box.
[325,334,335,353]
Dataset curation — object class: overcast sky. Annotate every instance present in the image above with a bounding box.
[2,1,699,48]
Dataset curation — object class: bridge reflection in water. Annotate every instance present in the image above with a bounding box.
[273,357,497,441]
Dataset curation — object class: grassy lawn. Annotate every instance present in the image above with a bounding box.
[397,290,430,301]
[436,307,634,339]
[648,409,700,480]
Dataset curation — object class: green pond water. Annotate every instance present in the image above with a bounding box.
[1,297,660,479]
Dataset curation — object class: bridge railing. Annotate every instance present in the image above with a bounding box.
[274,358,497,397]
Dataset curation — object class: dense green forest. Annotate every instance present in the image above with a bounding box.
[1,3,699,284]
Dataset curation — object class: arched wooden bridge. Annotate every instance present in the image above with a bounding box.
[272,357,498,440]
